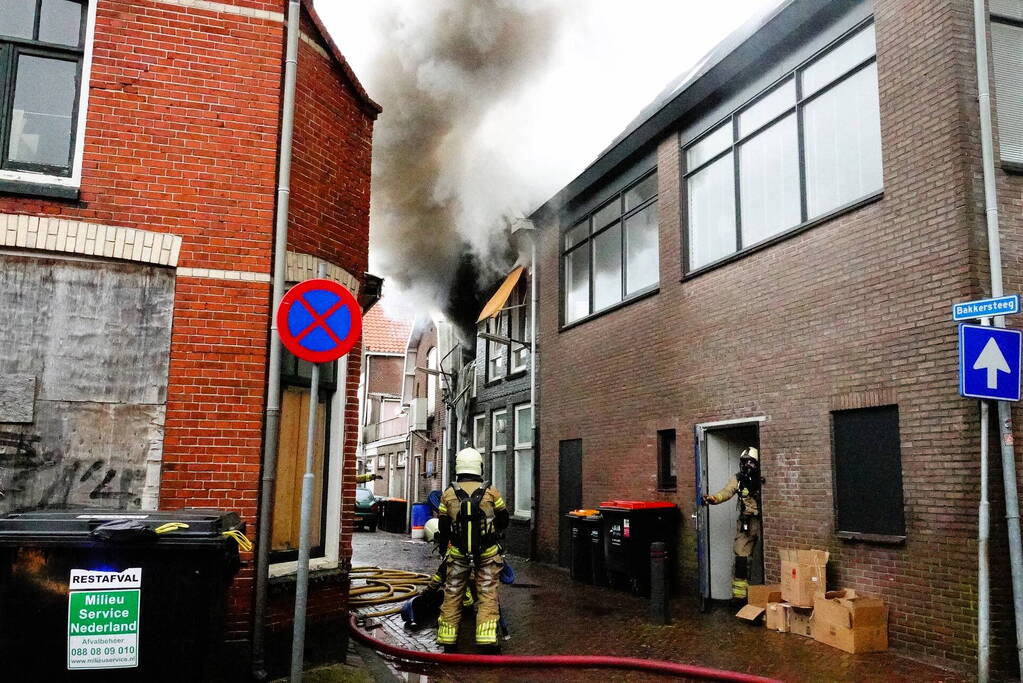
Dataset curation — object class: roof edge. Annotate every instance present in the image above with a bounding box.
[300,0,383,118]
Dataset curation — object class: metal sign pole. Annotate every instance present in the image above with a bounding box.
[291,263,327,681]
[979,398,990,683]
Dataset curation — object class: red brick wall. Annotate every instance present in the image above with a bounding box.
[537,0,1012,672]
[0,0,376,651]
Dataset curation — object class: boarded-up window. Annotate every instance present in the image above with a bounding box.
[831,405,906,538]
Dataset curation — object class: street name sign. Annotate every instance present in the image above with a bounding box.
[959,324,1023,401]
[952,294,1020,321]
[276,278,363,363]
[67,568,141,670]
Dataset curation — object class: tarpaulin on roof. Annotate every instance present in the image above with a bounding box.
[476,266,524,323]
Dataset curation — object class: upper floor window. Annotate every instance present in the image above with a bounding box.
[684,21,882,272]
[486,312,508,382]
[563,170,658,325]
[426,347,437,416]
[992,1,1023,167]
[0,0,87,178]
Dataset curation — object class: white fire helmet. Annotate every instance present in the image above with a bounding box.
[455,447,484,477]
[740,447,759,463]
[424,517,440,544]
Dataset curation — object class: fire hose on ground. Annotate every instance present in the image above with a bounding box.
[348,566,783,683]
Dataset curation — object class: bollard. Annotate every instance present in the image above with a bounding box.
[649,541,671,625]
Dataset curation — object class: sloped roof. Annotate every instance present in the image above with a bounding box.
[363,304,413,354]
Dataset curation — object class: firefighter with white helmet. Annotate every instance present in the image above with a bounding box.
[701,446,763,601]
[434,447,509,651]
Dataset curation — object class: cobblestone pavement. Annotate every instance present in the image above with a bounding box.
[351,530,972,683]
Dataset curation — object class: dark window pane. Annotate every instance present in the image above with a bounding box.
[564,221,587,250]
[8,55,78,170]
[0,0,36,39]
[592,199,620,231]
[832,405,906,536]
[624,172,657,211]
[39,0,83,46]
[592,222,622,311]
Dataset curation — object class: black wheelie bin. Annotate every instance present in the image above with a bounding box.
[0,509,245,682]
[598,500,679,596]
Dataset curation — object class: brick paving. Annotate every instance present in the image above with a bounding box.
[351,530,974,682]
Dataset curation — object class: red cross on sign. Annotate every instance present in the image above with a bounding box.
[276,278,362,363]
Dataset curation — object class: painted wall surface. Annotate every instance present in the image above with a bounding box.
[0,254,173,513]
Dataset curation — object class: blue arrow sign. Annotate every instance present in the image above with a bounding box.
[959,324,1022,401]
[952,294,1020,321]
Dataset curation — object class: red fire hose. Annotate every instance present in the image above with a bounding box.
[348,614,784,683]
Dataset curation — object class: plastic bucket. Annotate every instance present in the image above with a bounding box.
[410,502,431,539]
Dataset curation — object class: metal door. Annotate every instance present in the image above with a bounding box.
[558,439,583,567]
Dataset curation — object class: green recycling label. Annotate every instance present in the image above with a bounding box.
[67,569,141,670]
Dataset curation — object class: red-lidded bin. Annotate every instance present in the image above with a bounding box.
[597,500,679,596]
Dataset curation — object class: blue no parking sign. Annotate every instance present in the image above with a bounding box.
[276,278,362,363]
[959,324,1022,401]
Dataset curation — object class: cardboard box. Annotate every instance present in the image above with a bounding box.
[811,589,889,653]
[747,584,782,608]
[765,602,790,632]
[780,548,829,607]
[735,604,765,622]
[788,606,814,637]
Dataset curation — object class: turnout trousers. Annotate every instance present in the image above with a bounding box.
[436,547,503,646]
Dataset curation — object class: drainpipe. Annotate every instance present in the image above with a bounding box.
[973,1,1023,678]
[251,1,301,678]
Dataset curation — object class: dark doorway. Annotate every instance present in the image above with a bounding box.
[558,439,583,567]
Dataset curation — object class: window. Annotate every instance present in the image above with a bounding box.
[831,405,906,539]
[992,1,1023,165]
[656,429,676,491]
[513,404,533,517]
[273,350,339,564]
[472,413,486,450]
[510,279,530,373]
[562,171,658,324]
[490,409,508,493]
[376,455,385,470]
[684,22,882,272]
[486,312,508,382]
[426,347,437,416]
[0,0,88,179]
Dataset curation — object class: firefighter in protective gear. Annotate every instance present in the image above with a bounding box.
[701,446,762,601]
[435,447,509,651]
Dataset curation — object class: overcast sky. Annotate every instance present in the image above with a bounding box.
[312,0,780,312]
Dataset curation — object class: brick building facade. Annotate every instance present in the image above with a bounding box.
[532,0,1023,674]
[0,0,377,675]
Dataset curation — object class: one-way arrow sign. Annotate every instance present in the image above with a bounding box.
[960,324,1022,401]
[974,337,1011,389]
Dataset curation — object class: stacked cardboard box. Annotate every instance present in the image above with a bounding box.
[735,549,889,654]
[812,589,888,653]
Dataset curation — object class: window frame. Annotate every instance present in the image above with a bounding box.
[991,6,1023,171]
[485,312,509,383]
[560,169,659,327]
[472,413,486,451]
[656,429,677,491]
[512,403,533,518]
[0,0,95,190]
[491,408,508,452]
[830,404,907,543]
[682,18,882,276]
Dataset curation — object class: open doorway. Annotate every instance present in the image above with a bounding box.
[696,421,762,604]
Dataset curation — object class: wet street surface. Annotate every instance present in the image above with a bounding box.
[351,531,972,682]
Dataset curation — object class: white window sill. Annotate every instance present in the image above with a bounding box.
[269,557,339,578]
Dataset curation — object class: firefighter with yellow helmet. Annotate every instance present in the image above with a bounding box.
[701,446,762,601]
[434,447,509,652]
